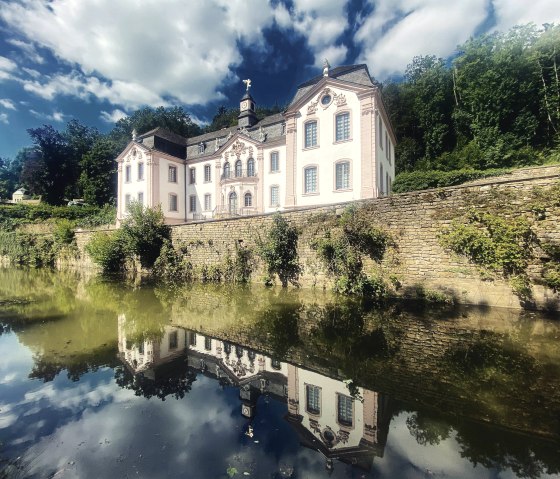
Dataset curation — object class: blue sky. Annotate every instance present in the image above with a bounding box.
[0,0,558,159]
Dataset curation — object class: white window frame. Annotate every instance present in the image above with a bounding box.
[335,112,350,142]
[168,165,177,183]
[137,162,144,181]
[189,167,196,185]
[125,165,131,183]
[270,185,279,207]
[169,193,178,212]
[270,151,279,172]
[204,193,212,211]
[189,195,197,213]
[335,161,351,191]
[304,120,318,149]
[303,165,318,194]
[204,164,211,183]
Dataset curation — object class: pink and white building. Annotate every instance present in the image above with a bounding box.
[116,63,396,224]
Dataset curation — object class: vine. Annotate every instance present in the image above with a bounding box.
[311,205,392,299]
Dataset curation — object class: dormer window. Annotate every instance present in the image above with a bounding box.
[198,142,205,154]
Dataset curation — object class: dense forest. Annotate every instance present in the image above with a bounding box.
[0,23,558,205]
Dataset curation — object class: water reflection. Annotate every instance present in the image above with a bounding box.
[117,318,391,472]
[1,268,560,478]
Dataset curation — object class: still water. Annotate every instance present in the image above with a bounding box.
[0,268,559,479]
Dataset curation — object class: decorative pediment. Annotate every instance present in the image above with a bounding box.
[231,140,247,159]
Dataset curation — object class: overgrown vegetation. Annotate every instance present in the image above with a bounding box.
[438,183,560,301]
[257,214,300,288]
[86,203,169,274]
[311,205,391,299]
[392,168,510,193]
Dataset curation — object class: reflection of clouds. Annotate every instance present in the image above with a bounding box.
[373,412,492,479]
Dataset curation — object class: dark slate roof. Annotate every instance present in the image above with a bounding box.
[136,127,188,146]
[186,113,286,160]
[290,64,376,106]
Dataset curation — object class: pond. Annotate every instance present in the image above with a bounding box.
[0,268,559,478]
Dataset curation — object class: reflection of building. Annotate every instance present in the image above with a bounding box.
[116,63,396,224]
[117,320,390,470]
[286,366,390,471]
[117,314,187,379]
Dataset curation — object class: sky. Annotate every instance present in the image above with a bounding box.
[0,0,559,159]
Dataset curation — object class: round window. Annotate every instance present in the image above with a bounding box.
[321,94,331,105]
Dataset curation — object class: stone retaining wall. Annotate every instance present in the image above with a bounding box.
[74,165,560,310]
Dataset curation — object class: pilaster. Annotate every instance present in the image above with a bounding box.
[257,148,264,213]
[285,115,297,207]
[359,94,375,199]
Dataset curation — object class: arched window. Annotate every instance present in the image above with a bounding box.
[229,191,238,214]
[244,192,253,207]
[247,157,255,177]
[223,161,230,179]
[235,159,242,177]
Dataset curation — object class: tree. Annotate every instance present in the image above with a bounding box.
[79,138,119,206]
[0,155,23,199]
[110,106,202,150]
[64,119,100,198]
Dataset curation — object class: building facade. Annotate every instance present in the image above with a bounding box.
[116,64,396,224]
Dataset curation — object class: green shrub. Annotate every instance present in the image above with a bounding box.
[257,214,300,287]
[153,240,193,282]
[120,202,170,268]
[53,219,75,245]
[85,231,127,273]
[0,231,57,267]
[392,168,509,193]
[312,205,391,298]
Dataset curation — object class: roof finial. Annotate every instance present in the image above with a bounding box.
[242,79,252,92]
[323,59,330,77]
[132,128,137,141]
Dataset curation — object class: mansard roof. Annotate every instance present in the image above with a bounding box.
[136,127,188,146]
[290,64,377,106]
[186,113,285,160]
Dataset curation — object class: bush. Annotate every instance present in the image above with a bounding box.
[153,240,193,282]
[53,219,75,245]
[85,231,127,273]
[257,214,300,287]
[392,168,509,193]
[120,202,170,268]
[0,231,57,267]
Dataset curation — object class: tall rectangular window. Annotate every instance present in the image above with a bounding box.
[189,195,197,212]
[125,165,131,183]
[137,192,144,205]
[204,337,212,351]
[204,194,212,211]
[169,331,178,350]
[378,115,383,150]
[137,162,144,181]
[335,162,350,190]
[204,164,211,182]
[306,384,321,415]
[304,121,317,148]
[385,132,389,157]
[335,113,350,142]
[380,164,384,195]
[125,194,131,210]
[337,394,353,426]
[388,141,392,164]
[270,186,279,207]
[168,165,177,183]
[304,166,317,194]
[169,194,178,212]
[189,167,196,184]
[270,151,279,172]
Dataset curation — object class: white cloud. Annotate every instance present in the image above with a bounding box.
[100,109,128,123]
[355,0,489,79]
[355,0,560,80]
[29,109,67,122]
[493,0,560,32]
[0,98,17,110]
[0,0,276,109]
[6,38,45,64]
[278,0,349,67]
[0,55,17,81]
[22,67,41,78]
[0,113,8,124]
